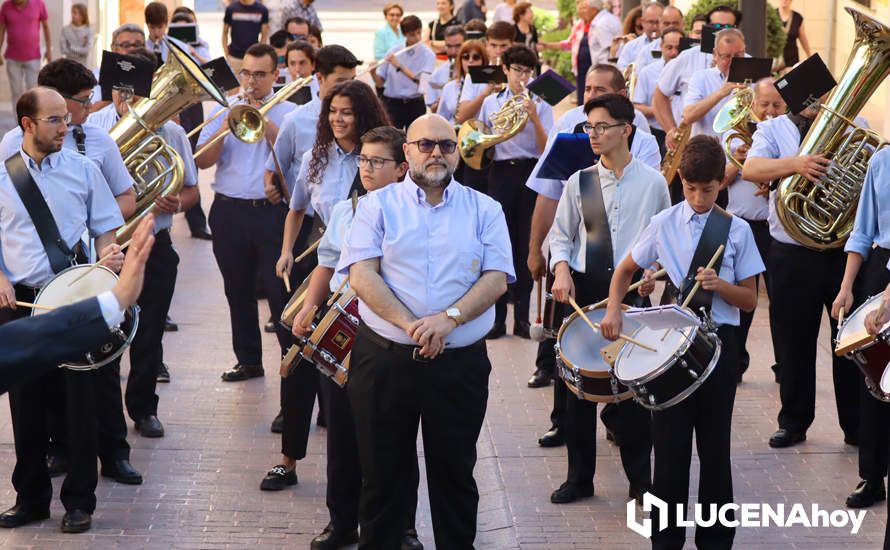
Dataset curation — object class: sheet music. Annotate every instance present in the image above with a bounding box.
[624,305,700,330]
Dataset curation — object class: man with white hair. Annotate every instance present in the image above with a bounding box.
[682,27,747,138]
[616,2,662,70]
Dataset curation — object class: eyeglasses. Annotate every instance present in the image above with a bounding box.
[407,139,457,154]
[509,65,534,77]
[238,69,272,80]
[581,121,626,137]
[358,155,397,170]
[31,113,72,125]
[113,41,144,50]
[461,53,484,61]
[63,92,93,107]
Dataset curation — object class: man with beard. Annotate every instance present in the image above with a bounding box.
[338,113,513,548]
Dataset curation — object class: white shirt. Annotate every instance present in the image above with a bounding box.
[684,66,734,138]
[377,41,437,99]
[631,200,765,326]
[290,141,358,225]
[723,128,767,221]
[0,149,123,286]
[492,2,514,23]
[317,198,355,292]
[588,9,622,67]
[525,105,662,201]
[617,34,655,70]
[634,36,661,71]
[632,58,666,131]
[548,158,671,273]
[458,73,487,105]
[479,88,553,160]
[425,60,453,107]
[436,79,462,124]
[264,95,321,204]
[656,45,711,123]
[0,122,134,197]
[198,92,296,199]
[152,123,198,233]
[337,176,515,346]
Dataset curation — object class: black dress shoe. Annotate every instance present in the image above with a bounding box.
[156,362,170,383]
[135,415,165,438]
[221,363,264,381]
[401,528,424,550]
[310,523,359,550]
[260,465,297,491]
[628,484,652,505]
[46,454,67,478]
[270,410,283,433]
[768,429,806,448]
[550,481,594,504]
[844,433,859,446]
[771,363,781,383]
[513,321,531,339]
[164,316,178,332]
[191,229,213,240]
[485,323,506,340]
[60,509,91,533]
[264,317,277,333]
[846,479,886,508]
[0,504,49,528]
[538,426,564,447]
[101,459,143,485]
[527,368,552,388]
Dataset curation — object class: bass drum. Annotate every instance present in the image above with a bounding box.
[33,264,139,371]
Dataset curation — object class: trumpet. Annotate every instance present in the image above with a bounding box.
[193,76,314,159]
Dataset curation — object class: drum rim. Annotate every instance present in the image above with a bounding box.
[613,323,699,384]
[561,376,633,403]
[555,303,630,374]
[60,304,140,370]
[836,292,890,356]
[280,274,313,326]
[555,346,618,378]
[32,263,118,313]
[632,336,722,410]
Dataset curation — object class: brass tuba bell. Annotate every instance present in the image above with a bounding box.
[111,38,227,243]
[713,86,760,170]
[458,88,530,170]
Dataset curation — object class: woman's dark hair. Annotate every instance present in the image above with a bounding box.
[144,1,168,26]
[583,93,634,124]
[38,58,97,96]
[502,44,537,69]
[679,135,726,183]
[307,80,391,187]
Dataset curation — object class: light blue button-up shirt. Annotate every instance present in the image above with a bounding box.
[337,175,516,346]
[723,128,767,221]
[525,105,661,201]
[617,34,655,70]
[146,35,192,63]
[290,141,358,225]
[435,79,461,124]
[0,149,123,286]
[264,95,321,208]
[318,198,355,292]
[479,87,554,161]
[630,200,765,326]
[684,66,737,138]
[377,41,437,99]
[548,159,670,274]
[657,45,711,117]
[0,122,134,197]
[846,147,890,257]
[198,92,295,199]
[634,36,661,71]
[632,59,668,131]
[425,60,452,107]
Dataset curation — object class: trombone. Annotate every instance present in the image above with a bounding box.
[191,75,314,158]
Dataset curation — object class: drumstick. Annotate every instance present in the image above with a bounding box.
[838,306,845,326]
[67,239,132,287]
[567,297,656,352]
[535,277,543,324]
[294,237,322,264]
[680,244,725,309]
[590,268,667,310]
[283,276,291,294]
[326,276,350,307]
[15,301,53,311]
[301,305,318,328]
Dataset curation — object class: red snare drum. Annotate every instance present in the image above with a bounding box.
[301,289,360,386]
[836,292,890,402]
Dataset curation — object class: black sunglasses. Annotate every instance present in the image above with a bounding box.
[407,139,457,154]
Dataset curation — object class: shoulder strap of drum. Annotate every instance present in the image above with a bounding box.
[4,153,74,273]
[674,206,732,314]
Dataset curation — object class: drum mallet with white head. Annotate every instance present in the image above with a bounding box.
[529,277,545,341]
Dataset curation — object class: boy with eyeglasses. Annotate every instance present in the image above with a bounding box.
[477,44,552,339]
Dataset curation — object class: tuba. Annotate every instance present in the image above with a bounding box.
[111,39,227,243]
[775,8,890,250]
[714,86,760,170]
[458,88,530,170]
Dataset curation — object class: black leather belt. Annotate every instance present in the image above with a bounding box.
[358,322,484,363]
[215,193,274,207]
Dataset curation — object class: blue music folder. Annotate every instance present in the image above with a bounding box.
[538,133,597,180]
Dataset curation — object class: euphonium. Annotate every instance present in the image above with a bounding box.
[775,8,890,250]
[111,39,227,243]
[458,87,531,170]
[714,86,760,170]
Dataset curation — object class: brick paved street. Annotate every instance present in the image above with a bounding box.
[0,162,885,549]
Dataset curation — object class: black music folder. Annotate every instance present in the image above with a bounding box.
[469,65,507,85]
[99,51,154,100]
[527,69,575,106]
[775,54,837,114]
[201,57,240,93]
[679,37,700,53]
[167,23,198,45]
[538,133,596,180]
[700,23,735,54]
[727,57,772,83]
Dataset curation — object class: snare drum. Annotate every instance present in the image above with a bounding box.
[836,292,890,402]
[301,289,360,387]
[556,305,635,402]
[614,313,720,410]
[280,274,313,328]
[33,264,139,371]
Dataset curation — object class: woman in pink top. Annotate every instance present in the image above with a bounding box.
[0,0,51,110]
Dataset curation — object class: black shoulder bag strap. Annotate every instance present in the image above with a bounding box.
[5,153,74,274]
[578,167,614,293]
[662,206,733,314]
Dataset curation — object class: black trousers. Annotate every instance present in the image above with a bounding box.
[1,292,99,513]
[179,102,209,234]
[125,230,178,422]
[460,161,490,195]
[768,242,860,437]
[651,325,739,550]
[650,127,667,158]
[208,197,295,365]
[383,96,426,130]
[348,324,490,549]
[855,248,890,483]
[319,373,419,532]
[488,159,536,326]
[737,219,778,374]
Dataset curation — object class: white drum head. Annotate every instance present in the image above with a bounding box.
[838,293,890,349]
[558,309,640,373]
[615,324,694,382]
[881,362,890,395]
[34,265,118,314]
